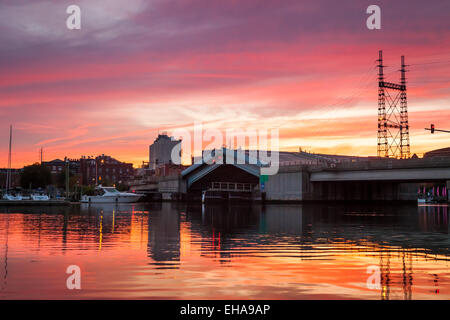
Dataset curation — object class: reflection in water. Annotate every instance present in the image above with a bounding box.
[148,203,180,267]
[1,214,9,291]
[0,202,449,299]
[418,204,448,233]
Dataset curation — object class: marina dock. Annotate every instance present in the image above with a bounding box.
[0,200,70,206]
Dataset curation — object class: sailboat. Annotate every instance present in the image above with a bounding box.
[3,125,22,200]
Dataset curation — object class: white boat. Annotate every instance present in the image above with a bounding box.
[31,194,50,201]
[81,185,142,203]
[2,193,23,201]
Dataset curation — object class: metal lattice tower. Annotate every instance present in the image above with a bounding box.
[377,50,410,159]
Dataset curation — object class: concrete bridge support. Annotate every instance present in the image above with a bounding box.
[264,169,422,202]
[264,171,303,201]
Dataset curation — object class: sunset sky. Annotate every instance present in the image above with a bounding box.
[0,0,449,168]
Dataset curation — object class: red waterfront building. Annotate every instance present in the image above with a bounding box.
[80,154,134,186]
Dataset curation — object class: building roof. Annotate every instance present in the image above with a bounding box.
[182,148,367,176]
[42,159,65,165]
[181,148,263,188]
[277,151,366,163]
[152,133,181,144]
[182,148,264,177]
[424,147,450,158]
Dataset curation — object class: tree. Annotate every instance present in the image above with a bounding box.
[57,170,75,188]
[20,163,51,189]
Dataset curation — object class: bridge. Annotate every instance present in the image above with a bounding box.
[129,155,450,203]
[310,157,450,182]
[129,175,185,201]
[264,157,450,202]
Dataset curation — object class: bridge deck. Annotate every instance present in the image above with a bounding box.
[310,167,450,182]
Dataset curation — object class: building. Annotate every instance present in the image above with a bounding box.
[41,158,81,186]
[149,133,182,170]
[424,147,450,158]
[42,158,80,175]
[42,159,66,175]
[154,163,187,177]
[276,150,367,165]
[80,154,134,186]
[181,148,262,200]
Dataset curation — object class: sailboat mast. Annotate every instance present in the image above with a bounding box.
[6,125,12,191]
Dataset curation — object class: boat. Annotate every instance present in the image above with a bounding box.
[0,125,64,205]
[81,185,142,203]
[31,194,50,201]
[2,193,23,201]
[2,125,21,201]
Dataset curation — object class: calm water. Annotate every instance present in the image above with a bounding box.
[0,202,449,299]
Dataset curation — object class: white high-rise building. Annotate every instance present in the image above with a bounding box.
[149,133,182,170]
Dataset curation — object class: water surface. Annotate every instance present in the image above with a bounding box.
[0,202,448,299]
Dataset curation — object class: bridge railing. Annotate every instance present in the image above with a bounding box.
[209,182,255,192]
[327,156,450,171]
[275,156,450,173]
